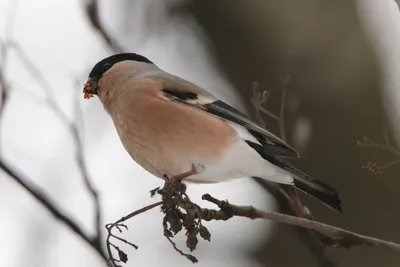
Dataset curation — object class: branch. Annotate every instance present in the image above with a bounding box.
[201,194,400,251]
[0,0,19,119]
[251,78,335,265]
[0,41,105,261]
[252,179,336,267]
[83,0,124,53]
[104,177,400,265]
[1,2,105,261]
[358,126,400,175]
[278,75,289,141]
[74,125,103,243]
[0,159,107,260]
[251,81,274,129]
[251,79,314,216]
[9,41,104,246]
[0,65,6,118]
[105,202,162,266]
[358,126,400,156]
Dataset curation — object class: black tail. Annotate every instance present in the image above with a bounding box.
[245,141,342,212]
[271,156,342,212]
[292,174,342,213]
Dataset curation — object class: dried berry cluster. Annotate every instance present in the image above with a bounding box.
[158,178,212,263]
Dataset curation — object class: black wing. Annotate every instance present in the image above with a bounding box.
[161,88,299,158]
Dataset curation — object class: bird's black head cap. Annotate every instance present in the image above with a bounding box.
[88,53,153,79]
[83,53,153,99]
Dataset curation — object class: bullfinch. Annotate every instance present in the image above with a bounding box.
[83,53,342,212]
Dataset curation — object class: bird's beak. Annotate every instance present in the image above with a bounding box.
[83,77,98,99]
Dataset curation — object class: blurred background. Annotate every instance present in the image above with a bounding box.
[0,0,400,266]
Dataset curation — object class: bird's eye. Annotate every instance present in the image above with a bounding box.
[103,63,112,72]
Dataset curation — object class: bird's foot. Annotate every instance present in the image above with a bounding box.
[171,164,199,181]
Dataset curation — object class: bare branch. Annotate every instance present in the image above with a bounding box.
[8,41,104,246]
[74,128,103,243]
[358,126,400,175]
[0,41,105,261]
[0,0,20,119]
[0,159,107,260]
[201,194,400,251]
[358,127,400,156]
[105,202,162,267]
[250,81,278,129]
[258,105,279,121]
[165,235,199,264]
[104,177,400,265]
[0,66,6,118]
[250,78,312,217]
[111,201,163,227]
[278,75,289,141]
[250,79,335,264]
[1,1,105,261]
[83,0,124,53]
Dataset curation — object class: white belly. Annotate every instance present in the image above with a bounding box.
[186,139,294,185]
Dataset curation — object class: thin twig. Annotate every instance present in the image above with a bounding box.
[279,87,287,141]
[276,77,313,219]
[8,42,69,123]
[74,130,103,243]
[250,78,311,218]
[251,82,279,129]
[0,3,104,262]
[165,235,199,263]
[358,126,400,175]
[9,42,103,247]
[113,201,163,226]
[359,135,400,156]
[381,158,400,169]
[0,159,107,260]
[258,105,279,121]
[250,79,333,264]
[0,66,6,119]
[0,0,19,121]
[83,0,124,53]
[105,202,162,267]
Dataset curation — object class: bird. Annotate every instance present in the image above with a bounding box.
[83,53,342,212]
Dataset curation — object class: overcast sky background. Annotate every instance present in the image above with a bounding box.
[1,0,400,267]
